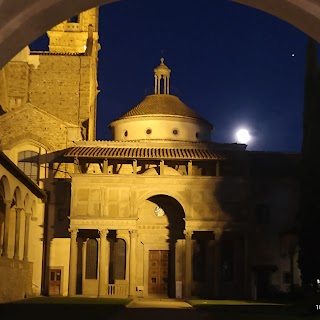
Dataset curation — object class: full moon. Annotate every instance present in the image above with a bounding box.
[235,128,251,144]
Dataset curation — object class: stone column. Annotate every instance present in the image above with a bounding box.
[13,208,22,259]
[184,230,193,298]
[243,232,249,298]
[188,161,193,175]
[213,229,223,298]
[129,229,137,297]
[103,159,109,174]
[215,161,220,176]
[68,228,78,296]
[160,160,164,175]
[1,200,12,258]
[23,212,31,261]
[98,229,109,297]
[133,159,137,174]
[154,75,157,94]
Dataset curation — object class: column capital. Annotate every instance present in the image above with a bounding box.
[98,229,109,237]
[213,228,223,240]
[15,207,23,213]
[4,199,12,207]
[129,229,137,238]
[68,228,78,236]
[183,230,193,238]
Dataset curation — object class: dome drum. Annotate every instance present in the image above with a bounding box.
[111,117,212,142]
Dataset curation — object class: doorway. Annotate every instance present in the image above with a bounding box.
[148,250,169,295]
[256,270,271,298]
[49,268,61,296]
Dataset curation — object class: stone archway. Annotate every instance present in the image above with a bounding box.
[137,194,186,298]
[0,0,320,69]
[234,0,320,43]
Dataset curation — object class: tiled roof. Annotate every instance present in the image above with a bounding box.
[64,146,225,160]
[112,94,213,127]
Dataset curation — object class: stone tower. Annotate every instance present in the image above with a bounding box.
[0,7,101,160]
[47,8,99,55]
[27,7,100,141]
[0,7,102,300]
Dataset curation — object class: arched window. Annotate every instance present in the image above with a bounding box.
[85,239,98,279]
[18,150,39,183]
[109,238,126,283]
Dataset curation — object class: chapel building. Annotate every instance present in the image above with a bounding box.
[0,7,300,302]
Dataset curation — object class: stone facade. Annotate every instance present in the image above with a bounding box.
[0,151,46,302]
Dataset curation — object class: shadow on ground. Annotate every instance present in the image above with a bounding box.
[1,304,318,320]
[1,297,319,320]
[0,304,208,320]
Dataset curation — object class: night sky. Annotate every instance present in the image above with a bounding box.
[31,0,320,152]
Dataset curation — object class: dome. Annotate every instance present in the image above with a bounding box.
[108,58,214,142]
[114,94,212,128]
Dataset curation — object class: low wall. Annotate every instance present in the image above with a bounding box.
[0,258,33,303]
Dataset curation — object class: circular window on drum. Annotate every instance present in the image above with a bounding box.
[146,128,152,135]
[172,129,179,135]
[196,132,200,139]
[124,130,128,137]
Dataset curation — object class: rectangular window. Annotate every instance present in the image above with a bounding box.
[109,239,126,283]
[85,239,98,279]
[18,150,39,183]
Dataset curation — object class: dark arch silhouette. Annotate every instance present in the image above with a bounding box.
[0,0,319,69]
[147,194,185,298]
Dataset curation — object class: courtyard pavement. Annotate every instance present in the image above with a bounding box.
[112,298,211,320]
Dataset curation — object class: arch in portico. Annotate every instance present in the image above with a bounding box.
[13,186,23,208]
[136,190,188,219]
[0,175,11,202]
[24,193,31,214]
[0,0,319,70]
[136,193,187,298]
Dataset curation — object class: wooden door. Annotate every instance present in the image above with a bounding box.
[148,250,168,295]
[49,269,61,296]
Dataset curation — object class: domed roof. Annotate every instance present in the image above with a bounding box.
[114,94,213,128]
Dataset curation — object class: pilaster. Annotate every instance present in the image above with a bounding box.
[129,229,137,297]
[184,230,193,298]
